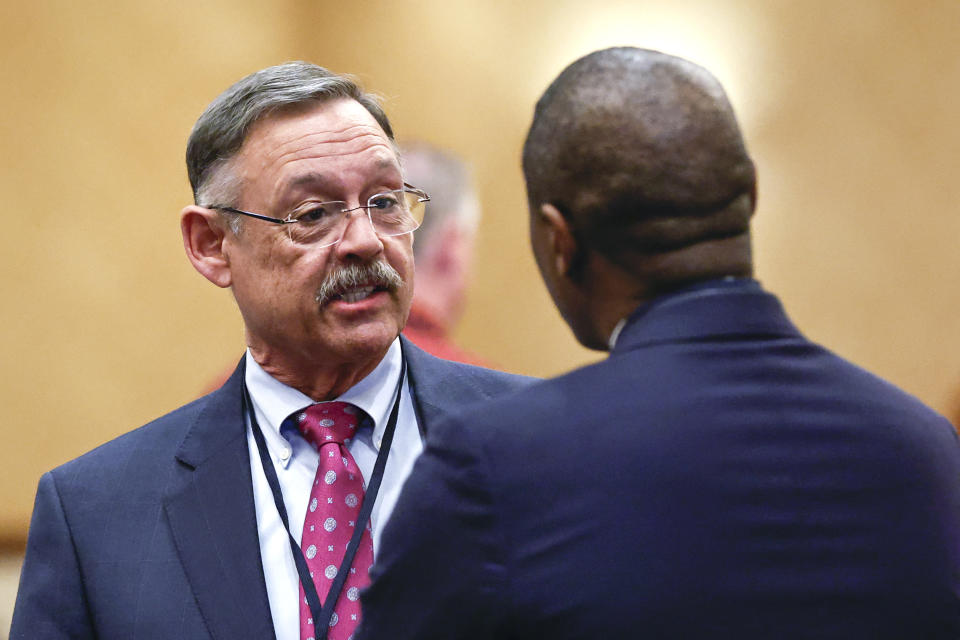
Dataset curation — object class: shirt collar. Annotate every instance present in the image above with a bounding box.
[608,318,628,350]
[245,337,403,450]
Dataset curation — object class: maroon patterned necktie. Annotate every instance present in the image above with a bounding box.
[296,402,373,640]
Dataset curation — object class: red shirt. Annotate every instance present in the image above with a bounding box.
[402,303,490,367]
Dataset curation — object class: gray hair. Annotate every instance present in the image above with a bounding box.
[399,141,480,258]
[186,61,395,226]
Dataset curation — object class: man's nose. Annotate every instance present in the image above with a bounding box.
[335,208,383,258]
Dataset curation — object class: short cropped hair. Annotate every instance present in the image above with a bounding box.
[186,61,394,209]
[522,47,756,276]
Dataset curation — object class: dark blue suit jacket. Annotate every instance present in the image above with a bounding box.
[358,280,960,639]
[10,338,532,639]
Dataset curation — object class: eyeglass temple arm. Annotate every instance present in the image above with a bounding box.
[212,206,293,225]
[403,183,431,203]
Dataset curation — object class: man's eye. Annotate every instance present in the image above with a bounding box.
[368,194,401,210]
[296,205,335,223]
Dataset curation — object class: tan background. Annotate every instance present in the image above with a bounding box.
[2,0,959,631]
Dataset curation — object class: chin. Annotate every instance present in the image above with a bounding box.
[330,321,401,357]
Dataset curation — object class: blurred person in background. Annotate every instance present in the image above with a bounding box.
[400,141,489,366]
[11,61,531,640]
[357,47,960,639]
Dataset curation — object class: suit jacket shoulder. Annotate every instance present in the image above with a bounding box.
[401,336,536,436]
[361,283,960,640]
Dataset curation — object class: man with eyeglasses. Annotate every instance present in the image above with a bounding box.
[356,47,960,639]
[11,62,531,640]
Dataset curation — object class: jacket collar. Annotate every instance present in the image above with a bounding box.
[173,340,442,469]
[613,279,802,355]
[173,358,247,469]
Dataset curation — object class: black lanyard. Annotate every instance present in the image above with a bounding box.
[244,348,406,640]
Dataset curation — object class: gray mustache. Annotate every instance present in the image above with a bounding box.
[314,262,404,306]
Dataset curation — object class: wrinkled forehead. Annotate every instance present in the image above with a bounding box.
[234,98,402,200]
[243,98,396,159]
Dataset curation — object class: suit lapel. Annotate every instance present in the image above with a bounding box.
[164,360,277,640]
[401,336,455,438]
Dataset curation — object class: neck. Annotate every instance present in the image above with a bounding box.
[576,252,655,350]
[591,292,651,351]
[248,342,389,401]
[588,235,754,344]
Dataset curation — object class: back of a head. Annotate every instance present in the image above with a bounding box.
[523,47,757,291]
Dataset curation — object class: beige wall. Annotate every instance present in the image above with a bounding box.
[2,0,959,553]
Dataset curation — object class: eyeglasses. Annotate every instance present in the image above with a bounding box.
[209,183,429,247]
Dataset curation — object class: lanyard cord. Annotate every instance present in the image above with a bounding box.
[244,347,406,640]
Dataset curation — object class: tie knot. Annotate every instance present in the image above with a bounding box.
[295,401,361,447]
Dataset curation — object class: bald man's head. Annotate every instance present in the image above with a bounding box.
[523,47,756,288]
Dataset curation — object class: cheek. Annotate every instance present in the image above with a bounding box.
[385,239,415,285]
[236,241,323,308]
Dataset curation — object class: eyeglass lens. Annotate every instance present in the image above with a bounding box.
[286,189,426,245]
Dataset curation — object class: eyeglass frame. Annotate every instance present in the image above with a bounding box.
[206,183,430,246]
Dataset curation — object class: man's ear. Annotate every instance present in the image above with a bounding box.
[538,203,579,278]
[180,205,233,288]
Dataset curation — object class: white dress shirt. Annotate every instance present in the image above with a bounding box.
[244,338,423,640]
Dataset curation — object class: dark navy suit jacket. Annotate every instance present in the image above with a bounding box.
[10,338,532,639]
[358,280,960,639]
